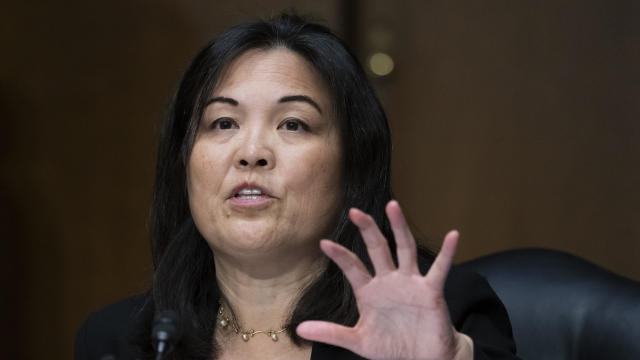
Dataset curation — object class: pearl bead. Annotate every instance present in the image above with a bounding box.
[220,319,228,328]
[271,333,278,341]
[241,333,250,342]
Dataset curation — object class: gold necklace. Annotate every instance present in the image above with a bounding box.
[217,301,287,342]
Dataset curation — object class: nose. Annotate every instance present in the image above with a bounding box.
[234,129,275,170]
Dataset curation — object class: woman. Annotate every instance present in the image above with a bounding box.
[75,14,519,360]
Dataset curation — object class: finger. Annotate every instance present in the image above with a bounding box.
[386,200,419,274]
[424,230,459,291]
[349,208,396,276]
[320,239,372,291]
[296,320,360,351]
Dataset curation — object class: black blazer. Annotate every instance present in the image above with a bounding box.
[75,266,520,360]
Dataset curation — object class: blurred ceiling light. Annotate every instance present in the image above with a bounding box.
[368,52,394,77]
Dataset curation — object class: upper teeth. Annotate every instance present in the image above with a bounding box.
[237,189,263,196]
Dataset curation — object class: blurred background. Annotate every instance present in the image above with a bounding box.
[1,1,638,359]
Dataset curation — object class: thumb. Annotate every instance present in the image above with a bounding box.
[296,321,359,350]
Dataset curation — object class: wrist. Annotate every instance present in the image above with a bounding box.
[452,333,474,360]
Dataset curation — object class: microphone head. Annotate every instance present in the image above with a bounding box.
[152,310,181,347]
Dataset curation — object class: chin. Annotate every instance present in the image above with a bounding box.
[207,223,288,254]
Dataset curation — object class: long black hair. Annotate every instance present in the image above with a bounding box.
[133,13,409,359]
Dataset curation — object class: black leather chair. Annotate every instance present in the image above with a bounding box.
[461,248,640,360]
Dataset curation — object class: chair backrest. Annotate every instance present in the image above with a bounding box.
[461,248,640,360]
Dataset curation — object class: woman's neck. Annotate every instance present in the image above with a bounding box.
[213,246,328,334]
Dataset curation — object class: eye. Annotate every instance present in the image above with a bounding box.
[278,118,310,132]
[210,117,238,130]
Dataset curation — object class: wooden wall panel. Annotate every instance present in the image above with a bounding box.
[355,0,639,279]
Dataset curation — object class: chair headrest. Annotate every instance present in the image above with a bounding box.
[462,248,640,360]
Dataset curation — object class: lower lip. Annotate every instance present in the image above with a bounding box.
[228,195,274,209]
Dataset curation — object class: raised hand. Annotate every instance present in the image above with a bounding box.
[296,200,473,360]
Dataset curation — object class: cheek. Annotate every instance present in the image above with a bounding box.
[286,144,343,208]
[285,149,343,240]
[187,142,227,214]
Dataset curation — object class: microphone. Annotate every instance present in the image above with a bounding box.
[152,310,180,360]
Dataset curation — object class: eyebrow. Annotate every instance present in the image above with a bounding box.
[205,97,238,107]
[204,95,323,114]
[279,95,323,114]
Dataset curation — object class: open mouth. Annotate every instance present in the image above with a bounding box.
[234,188,266,200]
[228,183,274,206]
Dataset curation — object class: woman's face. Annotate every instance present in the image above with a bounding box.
[187,48,343,261]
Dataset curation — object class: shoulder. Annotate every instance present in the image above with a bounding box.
[418,256,505,323]
[444,265,505,321]
[75,294,149,360]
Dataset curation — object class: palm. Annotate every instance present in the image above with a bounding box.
[297,201,468,360]
[351,272,456,359]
